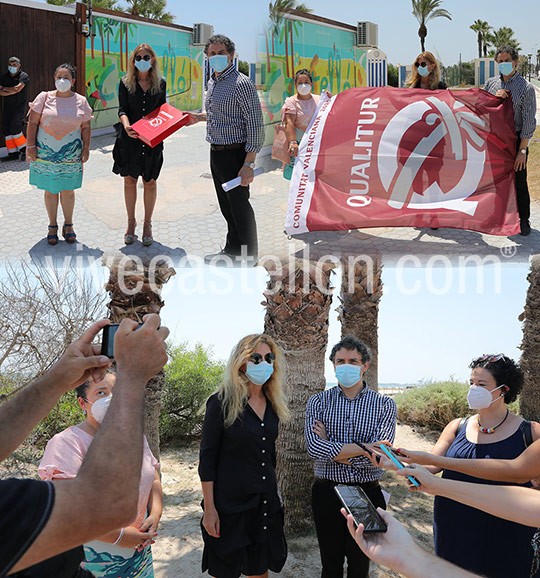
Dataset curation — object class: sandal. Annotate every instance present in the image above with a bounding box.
[142,221,153,247]
[124,219,137,245]
[62,223,77,244]
[47,225,58,246]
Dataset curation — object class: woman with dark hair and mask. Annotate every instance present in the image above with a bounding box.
[26,62,92,245]
[381,354,539,578]
[405,51,447,90]
[38,372,162,578]
[198,334,290,578]
[280,69,321,180]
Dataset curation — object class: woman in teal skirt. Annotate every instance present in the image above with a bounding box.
[26,63,92,245]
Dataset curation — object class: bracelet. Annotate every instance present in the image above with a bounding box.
[289,141,297,145]
[113,528,125,545]
[27,145,36,149]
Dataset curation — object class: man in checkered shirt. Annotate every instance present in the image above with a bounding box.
[188,34,263,263]
[305,335,397,578]
[484,45,537,236]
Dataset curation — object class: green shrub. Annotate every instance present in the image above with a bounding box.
[394,380,519,432]
[160,343,225,442]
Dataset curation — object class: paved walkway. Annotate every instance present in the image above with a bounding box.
[1,118,539,268]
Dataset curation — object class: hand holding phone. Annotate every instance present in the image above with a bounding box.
[334,485,387,533]
[377,444,421,487]
[101,322,144,358]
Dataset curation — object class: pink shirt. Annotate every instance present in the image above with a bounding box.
[281,93,321,137]
[38,425,159,529]
[29,91,92,141]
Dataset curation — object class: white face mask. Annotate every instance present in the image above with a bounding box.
[297,83,312,96]
[87,394,112,423]
[467,384,505,410]
[55,78,72,93]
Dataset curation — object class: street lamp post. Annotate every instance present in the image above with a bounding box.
[528,53,532,81]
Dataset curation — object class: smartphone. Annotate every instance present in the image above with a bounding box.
[101,323,143,358]
[377,444,421,487]
[334,485,387,532]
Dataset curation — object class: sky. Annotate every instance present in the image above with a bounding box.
[164,0,540,67]
[152,260,529,385]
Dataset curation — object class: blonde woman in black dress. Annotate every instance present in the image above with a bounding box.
[113,43,166,246]
[199,334,290,578]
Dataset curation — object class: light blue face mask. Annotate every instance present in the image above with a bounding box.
[417,64,430,77]
[335,364,363,388]
[135,59,152,72]
[209,54,230,73]
[498,61,514,76]
[246,361,274,386]
[8,66,18,75]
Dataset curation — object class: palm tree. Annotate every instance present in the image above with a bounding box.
[337,258,383,392]
[125,0,174,22]
[104,257,176,459]
[519,256,540,421]
[470,20,491,59]
[411,0,452,53]
[489,27,521,53]
[263,260,335,531]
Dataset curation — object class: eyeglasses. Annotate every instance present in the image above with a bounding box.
[479,354,505,362]
[135,54,151,62]
[415,61,429,68]
[249,352,275,365]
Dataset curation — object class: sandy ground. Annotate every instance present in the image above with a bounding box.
[153,424,438,578]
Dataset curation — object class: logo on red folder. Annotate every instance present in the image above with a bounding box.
[147,109,175,130]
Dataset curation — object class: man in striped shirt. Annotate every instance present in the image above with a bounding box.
[305,335,397,578]
[484,46,537,236]
[188,34,263,263]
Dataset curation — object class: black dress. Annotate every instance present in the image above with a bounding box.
[112,77,166,182]
[199,393,287,578]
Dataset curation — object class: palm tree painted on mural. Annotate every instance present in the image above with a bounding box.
[470,20,492,59]
[268,1,312,83]
[411,0,451,52]
[113,20,137,71]
[103,18,115,55]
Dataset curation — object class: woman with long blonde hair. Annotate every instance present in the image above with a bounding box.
[199,334,289,578]
[112,43,166,246]
[405,51,447,90]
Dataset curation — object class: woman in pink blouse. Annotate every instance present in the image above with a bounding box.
[26,63,92,245]
[281,69,321,179]
[38,371,162,578]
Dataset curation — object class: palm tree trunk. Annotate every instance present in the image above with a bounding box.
[265,31,271,74]
[338,258,383,391]
[101,29,106,68]
[284,21,289,79]
[289,20,294,84]
[263,261,335,532]
[519,256,540,420]
[104,257,176,460]
[419,23,427,53]
[125,24,129,70]
[477,31,482,59]
[120,29,123,72]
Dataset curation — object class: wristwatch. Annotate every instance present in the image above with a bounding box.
[244,161,255,169]
[520,148,527,154]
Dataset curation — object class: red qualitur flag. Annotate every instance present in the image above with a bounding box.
[285,87,519,236]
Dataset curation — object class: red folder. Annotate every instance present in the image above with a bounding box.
[132,103,190,147]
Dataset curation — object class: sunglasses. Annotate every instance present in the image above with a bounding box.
[479,353,505,362]
[135,54,151,62]
[415,61,429,68]
[249,352,275,365]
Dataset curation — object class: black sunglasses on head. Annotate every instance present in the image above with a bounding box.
[415,61,429,68]
[249,352,275,365]
[135,54,151,62]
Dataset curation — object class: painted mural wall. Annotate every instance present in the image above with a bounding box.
[86,15,204,129]
[259,16,369,136]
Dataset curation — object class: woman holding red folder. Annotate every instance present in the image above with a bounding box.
[113,43,166,246]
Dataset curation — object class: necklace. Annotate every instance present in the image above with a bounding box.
[477,409,509,434]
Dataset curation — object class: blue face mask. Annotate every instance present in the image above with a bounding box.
[245,361,274,386]
[335,364,363,388]
[8,66,18,75]
[209,54,230,73]
[498,61,514,76]
[135,59,152,72]
[417,64,430,77]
